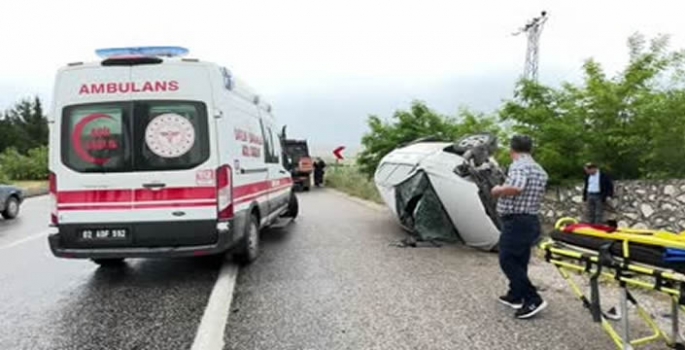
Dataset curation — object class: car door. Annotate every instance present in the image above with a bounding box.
[128,65,218,224]
[260,118,289,218]
[57,76,135,226]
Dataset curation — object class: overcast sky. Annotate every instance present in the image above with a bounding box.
[1,0,683,155]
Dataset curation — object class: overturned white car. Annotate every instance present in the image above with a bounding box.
[374,134,506,251]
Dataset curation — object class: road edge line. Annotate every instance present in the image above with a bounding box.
[0,229,50,251]
[190,260,239,350]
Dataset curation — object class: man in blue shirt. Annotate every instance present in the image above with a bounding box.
[582,163,614,224]
[491,135,549,319]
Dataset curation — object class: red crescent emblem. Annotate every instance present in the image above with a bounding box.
[71,113,114,165]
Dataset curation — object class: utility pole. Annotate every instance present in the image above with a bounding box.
[513,11,548,82]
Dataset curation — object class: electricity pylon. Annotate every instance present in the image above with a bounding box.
[513,11,548,82]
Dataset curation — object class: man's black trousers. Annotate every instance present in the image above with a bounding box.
[498,214,542,303]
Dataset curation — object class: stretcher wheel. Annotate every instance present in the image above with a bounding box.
[554,217,578,231]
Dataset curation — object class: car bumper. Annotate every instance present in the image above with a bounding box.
[48,219,240,259]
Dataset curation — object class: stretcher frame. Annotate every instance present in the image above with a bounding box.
[542,218,685,350]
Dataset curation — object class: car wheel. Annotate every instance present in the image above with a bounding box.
[234,214,260,265]
[453,133,497,155]
[2,196,20,220]
[92,258,125,267]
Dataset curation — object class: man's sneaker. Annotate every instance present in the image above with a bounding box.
[498,294,523,309]
[515,299,548,319]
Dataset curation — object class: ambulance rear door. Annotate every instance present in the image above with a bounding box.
[127,62,219,226]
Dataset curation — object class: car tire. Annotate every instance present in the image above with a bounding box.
[92,258,125,267]
[283,193,299,219]
[2,196,20,220]
[234,214,260,265]
[452,133,498,156]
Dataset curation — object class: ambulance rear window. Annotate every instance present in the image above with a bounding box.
[62,104,130,172]
[61,101,209,173]
[134,101,209,171]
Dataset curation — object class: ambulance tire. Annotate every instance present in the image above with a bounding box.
[92,258,125,267]
[234,214,260,265]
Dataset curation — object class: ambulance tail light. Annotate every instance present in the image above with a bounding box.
[49,171,58,225]
[216,165,233,220]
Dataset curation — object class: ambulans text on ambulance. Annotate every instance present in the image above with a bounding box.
[79,81,180,95]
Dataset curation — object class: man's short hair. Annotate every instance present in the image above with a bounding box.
[510,135,533,153]
[585,162,598,169]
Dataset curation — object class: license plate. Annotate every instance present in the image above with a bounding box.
[79,228,129,240]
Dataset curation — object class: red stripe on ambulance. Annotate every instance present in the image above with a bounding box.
[57,189,132,203]
[56,180,293,210]
[134,187,216,201]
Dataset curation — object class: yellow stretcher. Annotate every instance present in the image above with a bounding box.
[542,217,685,350]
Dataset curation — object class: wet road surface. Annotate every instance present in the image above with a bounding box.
[0,197,221,350]
[224,190,621,350]
[0,192,657,349]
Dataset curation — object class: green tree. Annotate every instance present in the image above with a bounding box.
[500,33,685,183]
[0,97,48,154]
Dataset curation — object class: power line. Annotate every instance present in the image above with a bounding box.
[513,11,549,82]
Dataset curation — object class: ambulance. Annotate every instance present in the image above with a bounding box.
[47,46,298,266]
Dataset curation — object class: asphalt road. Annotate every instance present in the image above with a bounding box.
[0,196,221,350]
[224,191,620,350]
[0,191,657,349]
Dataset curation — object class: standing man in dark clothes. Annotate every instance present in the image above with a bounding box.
[313,158,326,187]
[582,162,614,224]
[491,135,549,319]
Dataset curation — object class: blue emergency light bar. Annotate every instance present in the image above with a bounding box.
[95,46,189,59]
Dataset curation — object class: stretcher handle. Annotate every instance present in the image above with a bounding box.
[554,217,579,231]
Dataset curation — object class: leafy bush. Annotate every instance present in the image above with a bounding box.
[0,146,49,180]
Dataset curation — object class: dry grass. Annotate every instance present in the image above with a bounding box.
[325,165,383,204]
[12,180,49,196]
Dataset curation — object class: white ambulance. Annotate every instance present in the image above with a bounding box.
[47,46,298,266]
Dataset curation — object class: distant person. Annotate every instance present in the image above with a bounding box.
[313,158,326,187]
[582,163,614,224]
[491,135,549,319]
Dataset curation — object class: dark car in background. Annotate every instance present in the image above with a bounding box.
[0,185,24,220]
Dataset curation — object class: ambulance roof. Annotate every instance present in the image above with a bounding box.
[59,46,273,112]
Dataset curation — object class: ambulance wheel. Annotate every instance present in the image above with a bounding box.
[283,193,299,219]
[92,258,125,267]
[2,196,20,220]
[234,214,260,265]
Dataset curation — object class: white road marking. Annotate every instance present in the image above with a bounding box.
[191,260,239,350]
[0,229,50,251]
